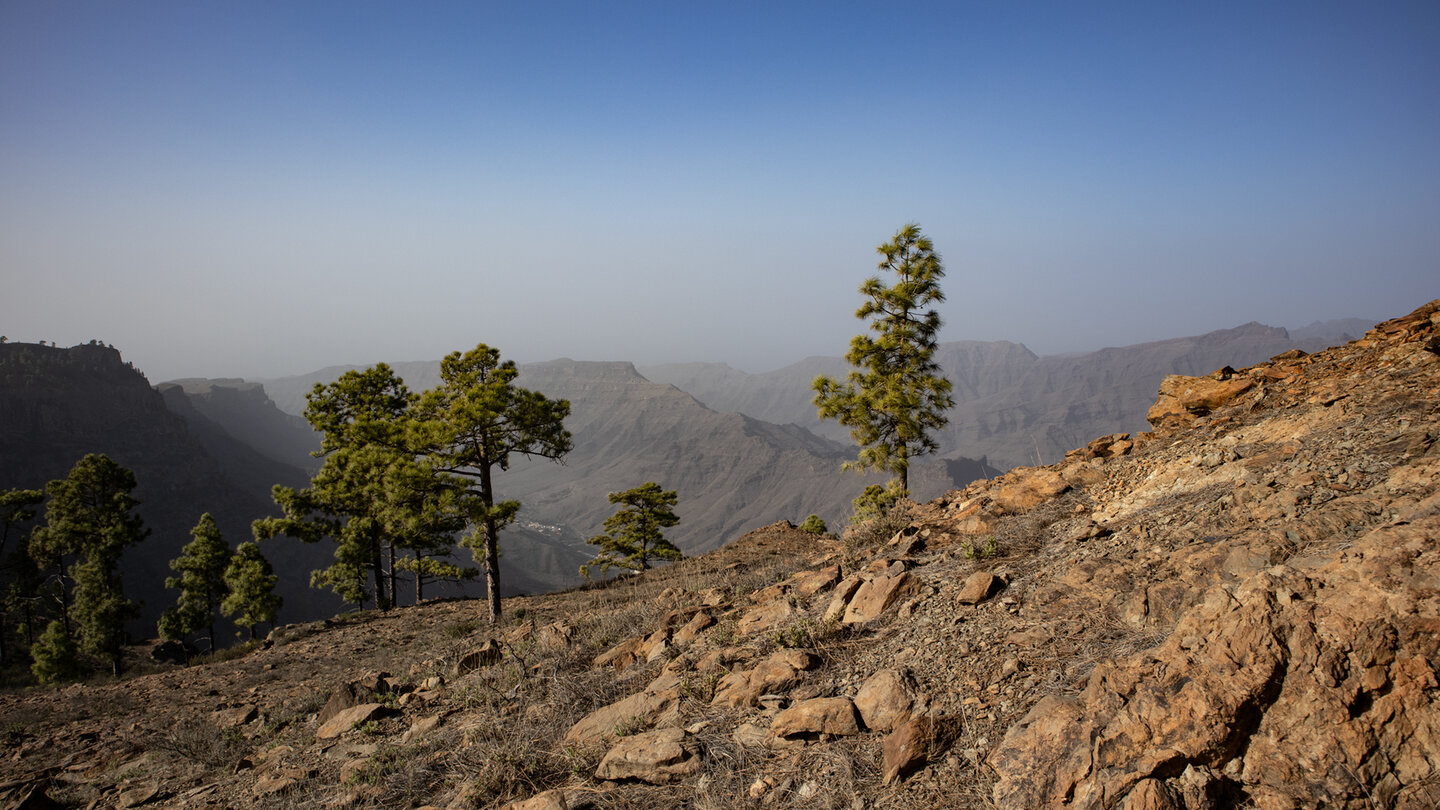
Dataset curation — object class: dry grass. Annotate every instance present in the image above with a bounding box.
[152,718,249,768]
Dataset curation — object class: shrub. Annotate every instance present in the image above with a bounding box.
[799,514,829,535]
[30,619,80,685]
[963,535,1002,560]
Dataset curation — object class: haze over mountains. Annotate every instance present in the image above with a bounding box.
[0,316,1369,640]
[641,319,1372,469]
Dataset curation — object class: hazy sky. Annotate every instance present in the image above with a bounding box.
[2,2,1436,382]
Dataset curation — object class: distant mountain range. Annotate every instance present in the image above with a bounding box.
[641,319,1373,469]
[0,316,1371,640]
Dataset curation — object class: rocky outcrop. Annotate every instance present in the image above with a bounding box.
[983,300,1440,808]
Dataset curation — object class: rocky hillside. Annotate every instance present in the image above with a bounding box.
[643,321,1361,470]
[1,301,1435,809]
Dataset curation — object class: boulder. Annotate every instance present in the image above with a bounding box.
[592,636,644,670]
[822,574,865,623]
[989,515,1440,809]
[882,717,929,785]
[564,672,683,746]
[842,572,922,624]
[211,705,257,729]
[594,727,701,784]
[400,714,443,745]
[149,639,190,665]
[316,703,392,740]
[639,627,671,663]
[770,697,861,740]
[713,649,818,708]
[738,598,795,635]
[672,611,713,647]
[1146,373,1256,427]
[785,565,842,598]
[455,639,503,676]
[317,681,377,725]
[956,572,1002,605]
[992,467,1070,514]
[502,790,569,810]
[854,669,914,732]
[535,622,575,650]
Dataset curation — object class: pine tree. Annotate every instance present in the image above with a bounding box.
[0,488,44,665]
[255,364,425,610]
[582,482,683,576]
[31,455,148,675]
[416,344,572,623]
[72,555,138,674]
[813,223,955,501]
[221,541,282,641]
[161,513,233,652]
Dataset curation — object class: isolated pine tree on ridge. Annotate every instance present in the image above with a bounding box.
[813,223,955,501]
[582,482,682,576]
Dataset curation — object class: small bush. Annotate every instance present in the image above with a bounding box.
[963,535,1002,560]
[771,619,814,649]
[30,620,80,686]
[157,720,248,767]
[799,514,829,535]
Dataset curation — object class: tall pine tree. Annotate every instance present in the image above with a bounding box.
[31,455,148,676]
[813,223,955,501]
[256,364,419,610]
[221,541,282,641]
[415,344,572,624]
[159,513,232,653]
[0,488,44,665]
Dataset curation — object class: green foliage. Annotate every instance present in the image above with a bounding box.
[813,223,955,497]
[416,344,572,623]
[221,541,282,640]
[849,481,906,524]
[162,513,233,651]
[963,535,1002,560]
[394,553,478,604]
[156,607,185,643]
[771,619,815,649]
[257,346,570,624]
[256,363,464,611]
[32,454,148,676]
[1,487,45,665]
[0,488,43,557]
[72,554,138,671]
[30,618,78,685]
[798,514,829,535]
[612,715,646,737]
[581,482,682,576]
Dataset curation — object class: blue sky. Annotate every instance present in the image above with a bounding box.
[2,1,1436,382]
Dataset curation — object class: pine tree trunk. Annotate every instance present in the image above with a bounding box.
[484,521,501,624]
[371,534,389,611]
[387,543,397,609]
[480,462,501,624]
